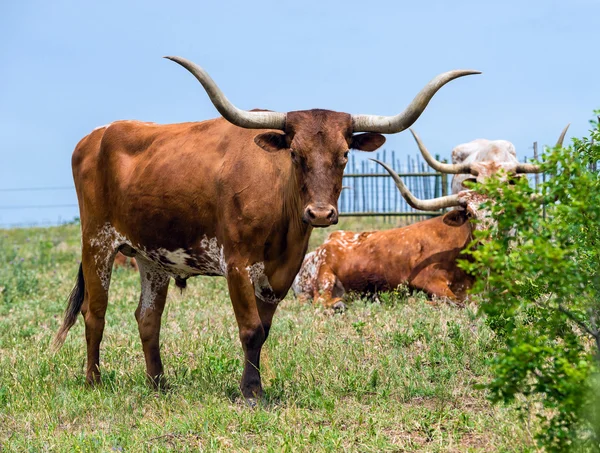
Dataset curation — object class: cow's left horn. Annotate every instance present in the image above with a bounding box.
[410,129,475,174]
[165,56,286,130]
[372,159,464,211]
[352,70,481,134]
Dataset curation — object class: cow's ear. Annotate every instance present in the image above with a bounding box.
[351,133,386,152]
[255,132,288,152]
[443,209,469,227]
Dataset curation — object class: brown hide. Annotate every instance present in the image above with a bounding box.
[62,111,383,399]
[293,210,475,307]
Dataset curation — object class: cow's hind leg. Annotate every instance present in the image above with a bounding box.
[80,239,118,385]
[134,257,170,388]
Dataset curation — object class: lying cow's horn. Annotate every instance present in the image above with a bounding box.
[165,56,287,130]
[514,162,542,173]
[555,123,570,148]
[410,129,475,174]
[352,70,481,134]
[515,123,570,173]
[371,159,464,211]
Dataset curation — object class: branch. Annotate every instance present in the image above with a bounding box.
[558,304,598,340]
[589,309,600,360]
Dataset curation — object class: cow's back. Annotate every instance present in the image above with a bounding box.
[72,119,291,251]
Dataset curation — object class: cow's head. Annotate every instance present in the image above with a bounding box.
[165,56,480,227]
[450,139,519,194]
[253,110,385,226]
[374,125,569,230]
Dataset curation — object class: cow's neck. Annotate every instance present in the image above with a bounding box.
[264,166,313,295]
[281,167,306,235]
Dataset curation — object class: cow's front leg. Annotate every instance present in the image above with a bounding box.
[226,265,269,403]
[314,266,346,311]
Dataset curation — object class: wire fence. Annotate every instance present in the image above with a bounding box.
[339,150,449,223]
[0,148,544,229]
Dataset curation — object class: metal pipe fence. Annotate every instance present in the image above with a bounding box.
[339,150,450,223]
[3,145,591,228]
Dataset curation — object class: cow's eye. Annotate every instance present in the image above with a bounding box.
[290,150,298,162]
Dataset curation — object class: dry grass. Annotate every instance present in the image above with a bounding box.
[0,221,539,452]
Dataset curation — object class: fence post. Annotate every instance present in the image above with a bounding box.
[441,157,448,198]
[533,141,539,189]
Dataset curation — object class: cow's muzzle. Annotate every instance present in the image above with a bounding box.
[303,204,338,227]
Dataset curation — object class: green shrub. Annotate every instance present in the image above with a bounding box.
[461,112,600,452]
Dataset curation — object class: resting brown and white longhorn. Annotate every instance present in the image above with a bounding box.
[293,126,569,307]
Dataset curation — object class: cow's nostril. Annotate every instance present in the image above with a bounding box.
[327,209,335,220]
[307,208,316,219]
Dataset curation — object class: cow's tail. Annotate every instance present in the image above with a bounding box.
[52,263,86,351]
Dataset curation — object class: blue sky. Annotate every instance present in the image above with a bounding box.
[1,0,598,226]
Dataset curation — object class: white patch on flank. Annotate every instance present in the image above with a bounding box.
[246,262,279,304]
[89,227,228,298]
[199,236,228,276]
[141,236,227,279]
[137,257,169,317]
[89,223,131,290]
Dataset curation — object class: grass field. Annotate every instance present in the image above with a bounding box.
[0,220,538,452]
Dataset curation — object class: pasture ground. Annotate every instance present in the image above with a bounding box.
[0,220,538,452]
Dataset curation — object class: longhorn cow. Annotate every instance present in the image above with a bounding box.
[53,56,479,402]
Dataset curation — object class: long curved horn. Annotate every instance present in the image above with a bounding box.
[410,129,475,174]
[352,70,481,133]
[515,123,571,173]
[371,159,464,211]
[555,123,570,148]
[165,56,286,130]
[515,163,542,173]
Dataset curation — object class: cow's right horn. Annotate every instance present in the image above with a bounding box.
[165,56,286,130]
[372,159,465,211]
[352,70,481,134]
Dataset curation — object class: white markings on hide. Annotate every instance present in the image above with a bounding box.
[140,236,227,279]
[292,251,318,296]
[334,232,363,249]
[137,257,169,317]
[458,191,494,231]
[246,262,279,304]
[89,223,131,290]
[88,227,228,297]
[199,236,228,276]
[292,247,328,299]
